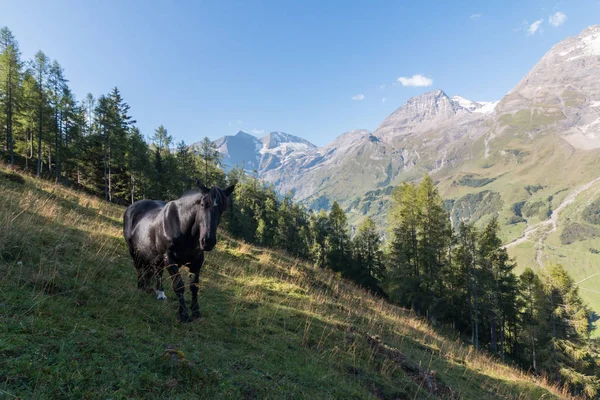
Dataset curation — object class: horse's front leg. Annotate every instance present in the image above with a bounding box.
[166,261,191,322]
[189,252,205,319]
[156,268,166,300]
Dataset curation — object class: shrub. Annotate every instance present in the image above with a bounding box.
[582,197,600,225]
[560,223,600,245]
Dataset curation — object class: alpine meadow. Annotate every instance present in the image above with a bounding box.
[1,3,600,400]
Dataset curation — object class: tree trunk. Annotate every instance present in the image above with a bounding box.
[55,109,59,181]
[472,240,479,350]
[103,126,108,201]
[108,135,112,202]
[7,69,14,168]
[491,320,498,354]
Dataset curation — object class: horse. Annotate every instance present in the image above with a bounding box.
[123,180,235,322]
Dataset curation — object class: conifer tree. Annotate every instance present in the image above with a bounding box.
[31,50,49,177]
[310,210,330,269]
[326,201,351,273]
[0,27,22,168]
[351,216,384,290]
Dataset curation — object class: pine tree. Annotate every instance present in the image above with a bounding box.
[326,201,351,273]
[416,174,451,318]
[518,268,547,373]
[0,27,22,168]
[540,264,597,396]
[198,137,222,186]
[386,182,422,312]
[477,217,518,358]
[31,50,49,177]
[454,222,480,347]
[310,210,330,269]
[47,60,67,180]
[351,216,384,291]
[175,140,197,193]
[126,127,150,202]
[149,124,172,199]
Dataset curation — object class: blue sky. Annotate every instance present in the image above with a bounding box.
[0,0,598,146]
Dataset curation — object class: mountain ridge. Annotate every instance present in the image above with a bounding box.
[206,25,600,321]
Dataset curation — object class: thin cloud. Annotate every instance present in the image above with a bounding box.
[251,129,264,135]
[351,94,365,101]
[380,84,386,89]
[470,13,482,20]
[527,19,543,35]
[397,74,433,87]
[382,97,387,103]
[549,12,566,27]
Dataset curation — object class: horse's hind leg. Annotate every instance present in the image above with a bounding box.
[137,265,154,293]
[156,268,166,300]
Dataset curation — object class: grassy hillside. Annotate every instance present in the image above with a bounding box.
[0,167,578,399]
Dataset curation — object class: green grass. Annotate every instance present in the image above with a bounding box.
[0,168,576,399]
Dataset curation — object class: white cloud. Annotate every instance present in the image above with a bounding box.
[382,97,387,103]
[236,119,244,125]
[470,13,482,19]
[251,129,264,135]
[351,94,365,101]
[380,84,386,89]
[527,19,543,35]
[397,74,433,87]
[549,12,566,27]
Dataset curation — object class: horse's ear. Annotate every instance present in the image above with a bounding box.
[224,184,235,197]
[196,179,210,194]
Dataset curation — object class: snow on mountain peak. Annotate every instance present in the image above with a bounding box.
[451,96,497,114]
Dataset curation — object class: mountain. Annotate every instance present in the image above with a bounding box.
[213,131,262,171]
[212,130,316,173]
[496,24,600,149]
[210,25,600,320]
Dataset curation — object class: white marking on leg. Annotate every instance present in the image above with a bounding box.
[156,290,167,300]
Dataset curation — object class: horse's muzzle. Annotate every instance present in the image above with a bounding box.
[200,237,216,251]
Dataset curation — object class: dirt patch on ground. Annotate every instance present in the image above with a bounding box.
[366,334,458,399]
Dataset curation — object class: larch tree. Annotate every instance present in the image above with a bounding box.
[0,26,22,168]
[31,50,49,177]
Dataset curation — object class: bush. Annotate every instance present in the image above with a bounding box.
[454,174,495,188]
[512,201,525,218]
[560,223,600,245]
[522,201,545,218]
[582,197,600,225]
[508,215,526,225]
[524,184,543,195]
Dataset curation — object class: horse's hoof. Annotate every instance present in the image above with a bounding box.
[192,311,201,320]
[156,290,167,300]
[179,315,192,323]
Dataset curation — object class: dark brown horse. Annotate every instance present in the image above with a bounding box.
[123,180,234,321]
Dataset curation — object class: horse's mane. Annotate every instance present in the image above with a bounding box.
[180,186,228,211]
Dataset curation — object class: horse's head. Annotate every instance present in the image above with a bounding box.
[196,179,235,251]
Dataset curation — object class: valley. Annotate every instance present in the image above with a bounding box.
[214,25,600,320]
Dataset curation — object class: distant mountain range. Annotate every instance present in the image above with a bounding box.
[207,25,600,317]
